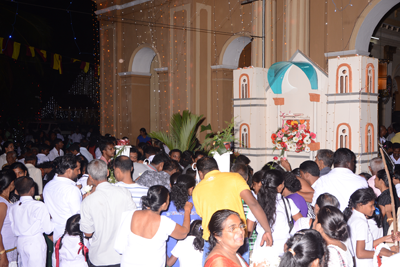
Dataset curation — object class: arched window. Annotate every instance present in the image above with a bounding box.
[239,74,250,98]
[365,64,375,93]
[336,64,352,93]
[365,123,374,153]
[240,123,250,148]
[336,123,351,150]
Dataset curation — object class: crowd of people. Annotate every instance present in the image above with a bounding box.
[1,126,400,267]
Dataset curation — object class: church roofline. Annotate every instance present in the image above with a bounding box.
[289,50,328,77]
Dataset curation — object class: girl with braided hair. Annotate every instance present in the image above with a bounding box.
[55,214,89,267]
[344,188,394,267]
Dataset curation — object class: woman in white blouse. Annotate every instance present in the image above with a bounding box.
[114,185,192,267]
[247,169,302,257]
[315,206,353,267]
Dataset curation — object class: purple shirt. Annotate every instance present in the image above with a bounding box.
[287,193,307,217]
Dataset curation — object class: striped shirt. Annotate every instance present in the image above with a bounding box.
[114,182,149,209]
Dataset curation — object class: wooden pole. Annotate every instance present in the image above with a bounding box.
[379,148,398,242]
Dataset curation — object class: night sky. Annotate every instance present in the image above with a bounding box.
[0,0,98,128]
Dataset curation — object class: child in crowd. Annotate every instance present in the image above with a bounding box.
[55,214,89,267]
[315,206,353,267]
[167,220,203,267]
[344,188,393,266]
[291,193,339,234]
[9,176,53,267]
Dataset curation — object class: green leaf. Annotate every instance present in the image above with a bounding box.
[201,124,212,132]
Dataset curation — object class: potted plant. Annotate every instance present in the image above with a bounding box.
[200,118,237,172]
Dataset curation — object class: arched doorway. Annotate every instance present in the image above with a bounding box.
[117,45,161,138]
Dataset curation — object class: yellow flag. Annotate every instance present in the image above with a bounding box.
[84,62,90,73]
[40,50,47,59]
[0,38,3,54]
[53,54,63,74]
[12,42,20,60]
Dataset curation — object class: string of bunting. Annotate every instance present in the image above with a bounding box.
[0,37,97,75]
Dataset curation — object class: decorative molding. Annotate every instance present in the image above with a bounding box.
[95,0,151,15]
[273,98,284,106]
[233,98,267,101]
[211,65,237,70]
[233,104,267,107]
[326,92,379,97]
[324,49,369,58]
[327,100,378,104]
[118,71,151,77]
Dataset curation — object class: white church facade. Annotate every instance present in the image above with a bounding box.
[234,51,378,173]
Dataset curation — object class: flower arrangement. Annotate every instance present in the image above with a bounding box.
[271,120,316,157]
[200,118,237,156]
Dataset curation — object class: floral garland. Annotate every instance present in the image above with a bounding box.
[271,120,316,157]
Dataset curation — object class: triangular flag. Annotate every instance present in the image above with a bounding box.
[29,46,35,57]
[3,40,14,58]
[35,48,47,62]
[12,42,20,60]
[73,58,81,63]
[53,53,63,74]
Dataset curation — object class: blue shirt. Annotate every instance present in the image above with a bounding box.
[162,196,201,267]
[137,135,151,143]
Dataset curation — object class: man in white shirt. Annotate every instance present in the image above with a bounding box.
[43,154,81,242]
[48,139,64,161]
[70,129,83,143]
[37,145,51,164]
[24,153,43,195]
[80,159,136,267]
[312,148,368,211]
[114,156,148,208]
[79,139,93,162]
[9,177,53,267]
[0,141,14,170]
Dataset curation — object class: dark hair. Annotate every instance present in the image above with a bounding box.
[169,149,182,158]
[141,185,169,211]
[190,220,204,252]
[130,147,139,154]
[69,143,80,153]
[359,172,372,180]
[343,188,376,221]
[316,149,334,168]
[291,168,301,177]
[193,151,206,161]
[58,214,87,261]
[80,139,89,148]
[284,172,301,193]
[76,155,88,177]
[208,210,241,252]
[140,128,147,134]
[163,159,181,172]
[394,165,400,181]
[99,141,114,153]
[0,170,17,194]
[333,148,355,167]
[393,143,400,150]
[375,169,400,212]
[257,169,284,228]
[114,156,132,173]
[394,123,400,133]
[170,174,196,212]
[180,150,193,168]
[144,146,159,156]
[262,161,285,172]
[39,144,50,153]
[14,176,35,195]
[196,157,219,174]
[2,141,13,152]
[384,141,393,150]
[231,163,248,181]
[299,161,320,177]
[53,138,62,146]
[10,162,30,177]
[24,152,38,163]
[169,172,181,188]
[252,170,263,184]
[279,229,328,267]
[316,193,340,210]
[376,169,390,187]
[56,154,78,175]
[317,206,349,242]
[235,155,250,165]
[152,152,170,166]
